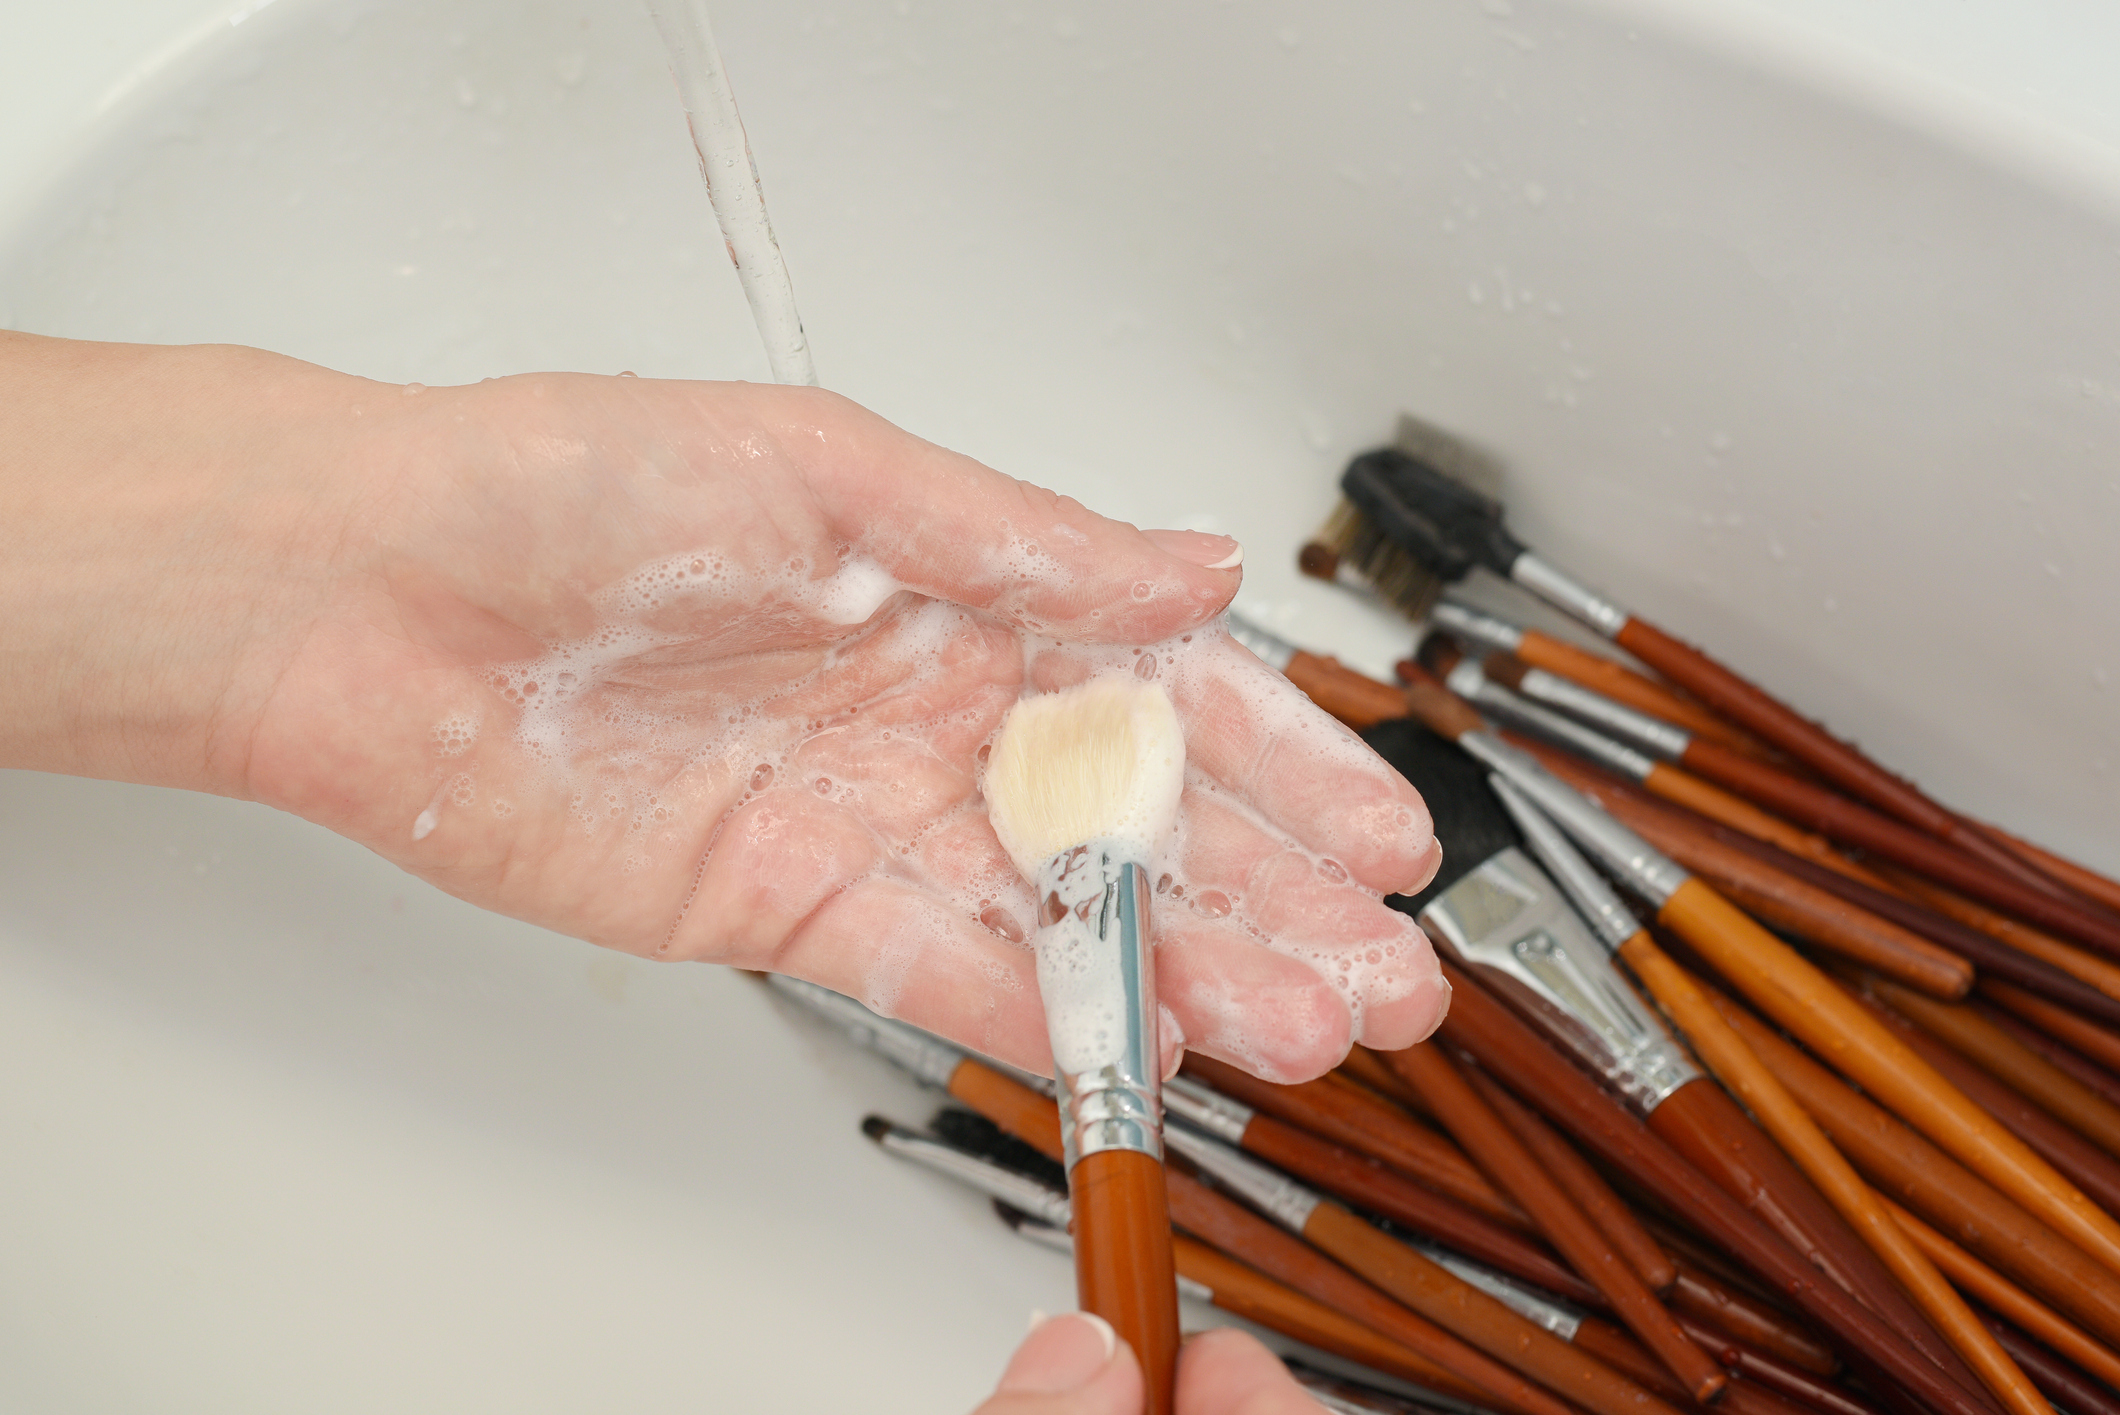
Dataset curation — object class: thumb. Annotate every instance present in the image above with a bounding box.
[792,394,1243,643]
[972,1312,1144,1415]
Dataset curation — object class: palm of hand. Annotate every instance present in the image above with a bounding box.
[233,374,1445,1080]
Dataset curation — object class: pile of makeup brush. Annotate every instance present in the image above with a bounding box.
[773,430,2120,1415]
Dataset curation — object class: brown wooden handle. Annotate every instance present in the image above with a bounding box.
[1180,1055,1529,1228]
[1515,627,1771,756]
[1282,649,1412,729]
[1656,875,2120,1282]
[1645,1078,1970,1383]
[1611,616,1954,833]
[1607,790,1974,999]
[1430,960,2002,1415]
[1172,1234,1491,1403]
[1070,1149,1179,1415]
[1304,1202,1688,1415]
[1703,988,2120,1352]
[1236,1110,1601,1306]
[1682,735,2120,962]
[1574,1316,1867,1415]
[1665,1266,1837,1376]
[1164,1172,1575,1415]
[1386,1044,1727,1403]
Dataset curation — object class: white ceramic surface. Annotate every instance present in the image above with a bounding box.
[4,1,2118,1410]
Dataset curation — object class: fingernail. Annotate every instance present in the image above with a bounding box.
[1145,528,1244,571]
[999,1311,1120,1394]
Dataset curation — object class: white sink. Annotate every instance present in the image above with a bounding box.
[4,1,2117,1409]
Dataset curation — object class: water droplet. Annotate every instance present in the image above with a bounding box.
[402,382,426,396]
[1134,654,1158,680]
[1194,890,1232,919]
[1317,858,1348,884]
[814,777,832,795]
[1130,581,1154,602]
[749,764,774,791]
[977,744,992,764]
[1156,873,1173,894]
[978,906,1025,944]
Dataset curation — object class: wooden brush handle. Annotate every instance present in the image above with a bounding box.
[947,1059,1064,1157]
[1386,1044,1727,1403]
[1982,979,2120,1075]
[1621,935,2048,1415]
[1607,793,1974,999]
[1179,1055,1528,1228]
[1337,1045,1430,1113]
[1666,1266,1837,1376]
[1163,1173,1574,1415]
[1172,1235,1493,1403]
[1467,1066,1678,1294]
[1704,989,2120,1352]
[1302,1202,1687,1415]
[1681,737,2120,961]
[1069,1150,1179,1415]
[1880,864,2120,1006]
[1861,973,2120,1162]
[1880,1197,2120,1397]
[1234,1109,1601,1306]
[1281,649,1412,729]
[1851,986,2120,1231]
[1593,1317,1877,1415]
[1974,820,2120,918]
[1645,1078,1972,1382]
[1432,960,2005,1415]
[1656,875,2120,1282]
[1515,626,1771,756]
[1611,617,1953,832]
[1984,1316,2120,1415]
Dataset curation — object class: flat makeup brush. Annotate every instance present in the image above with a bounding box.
[1303,443,2085,905]
[1397,663,2120,1285]
[1360,718,1984,1393]
[983,676,1188,1415]
[1488,789,2049,1415]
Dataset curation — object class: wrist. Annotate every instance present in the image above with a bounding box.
[0,334,387,797]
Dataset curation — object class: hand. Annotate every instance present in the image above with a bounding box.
[0,334,1445,1082]
[976,1315,1322,1415]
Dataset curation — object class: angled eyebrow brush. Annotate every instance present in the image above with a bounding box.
[1305,442,2093,904]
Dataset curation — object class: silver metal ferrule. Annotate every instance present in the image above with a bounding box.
[764,973,966,1089]
[1432,598,1526,654]
[1514,666,1694,761]
[874,1122,1074,1229]
[1037,851,1162,1167]
[1406,1237,1586,1341]
[1163,1121,1321,1233]
[1510,552,1630,638]
[1417,844,1699,1115]
[1224,610,1297,673]
[1443,660,1656,782]
[1490,776,1640,952]
[1003,1214,1215,1303]
[1163,1073,1256,1144]
[1454,731,1690,906]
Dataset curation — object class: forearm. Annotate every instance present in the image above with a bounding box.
[0,333,377,795]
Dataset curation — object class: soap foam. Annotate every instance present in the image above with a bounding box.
[425,541,1432,1069]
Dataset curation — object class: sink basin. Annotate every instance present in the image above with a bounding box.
[4,0,2117,1409]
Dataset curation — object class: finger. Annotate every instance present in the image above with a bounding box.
[1154,915,1355,1084]
[767,874,1053,1074]
[1169,789,1448,1056]
[1167,631,1440,894]
[755,387,1243,642]
[1175,1329,1321,1415]
[976,1313,1143,1415]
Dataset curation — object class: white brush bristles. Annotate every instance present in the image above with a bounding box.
[983,676,1187,876]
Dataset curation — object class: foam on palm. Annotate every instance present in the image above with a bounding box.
[982,676,1185,876]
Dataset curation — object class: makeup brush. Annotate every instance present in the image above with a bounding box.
[1359,718,1983,1392]
[1427,960,2007,1415]
[1426,600,1773,760]
[1180,1055,1531,1231]
[1224,613,1416,730]
[1427,637,2120,965]
[1302,443,2086,906]
[1698,983,2120,1352]
[1164,1121,1693,1415]
[1505,736,2120,1028]
[982,675,1187,1415]
[1396,663,2120,1285]
[1485,790,2047,1415]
